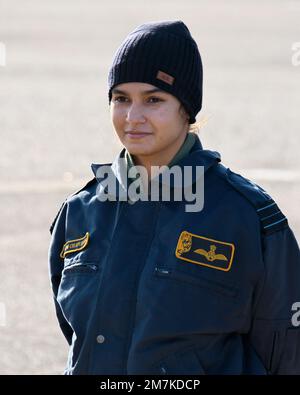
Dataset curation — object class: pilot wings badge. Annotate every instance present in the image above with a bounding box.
[175,231,235,272]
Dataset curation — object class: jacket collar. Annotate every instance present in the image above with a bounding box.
[91,135,221,199]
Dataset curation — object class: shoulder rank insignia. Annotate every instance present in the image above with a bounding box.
[60,232,89,259]
[223,168,288,235]
[175,231,235,272]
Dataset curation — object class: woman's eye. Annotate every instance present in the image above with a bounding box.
[112,96,162,104]
[148,97,162,103]
[113,96,127,102]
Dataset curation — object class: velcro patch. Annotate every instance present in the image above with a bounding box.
[60,232,89,259]
[175,231,235,272]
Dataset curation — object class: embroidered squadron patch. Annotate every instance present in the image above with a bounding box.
[175,231,235,272]
[60,232,90,259]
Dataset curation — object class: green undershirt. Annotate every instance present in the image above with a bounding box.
[124,132,197,196]
[125,132,197,172]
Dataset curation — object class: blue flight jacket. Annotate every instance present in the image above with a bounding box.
[48,136,300,375]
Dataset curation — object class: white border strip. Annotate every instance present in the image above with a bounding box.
[0,302,6,327]
[0,42,6,67]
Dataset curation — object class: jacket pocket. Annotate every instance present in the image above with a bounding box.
[62,262,99,276]
[57,261,101,338]
[154,266,238,299]
[155,345,205,375]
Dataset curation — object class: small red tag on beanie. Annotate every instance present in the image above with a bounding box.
[156,70,175,86]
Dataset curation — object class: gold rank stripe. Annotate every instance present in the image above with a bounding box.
[175,231,235,272]
[60,232,90,259]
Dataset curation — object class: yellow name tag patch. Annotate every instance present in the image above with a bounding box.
[60,232,90,259]
[175,231,235,272]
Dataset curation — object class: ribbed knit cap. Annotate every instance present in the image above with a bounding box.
[108,20,203,124]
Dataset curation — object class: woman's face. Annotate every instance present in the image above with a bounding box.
[110,82,189,165]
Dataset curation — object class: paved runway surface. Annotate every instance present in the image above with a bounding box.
[0,0,299,374]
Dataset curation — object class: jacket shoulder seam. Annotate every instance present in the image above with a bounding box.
[49,177,97,234]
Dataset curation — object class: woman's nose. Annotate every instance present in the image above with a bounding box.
[126,103,146,123]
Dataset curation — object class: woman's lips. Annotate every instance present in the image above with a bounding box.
[125,132,152,139]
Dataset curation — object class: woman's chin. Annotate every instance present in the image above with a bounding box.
[124,143,153,157]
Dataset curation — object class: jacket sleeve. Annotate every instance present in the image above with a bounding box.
[48,201,73,346]
[250,225,300,374]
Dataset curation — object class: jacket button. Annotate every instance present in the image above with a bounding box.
[96,334,105,344]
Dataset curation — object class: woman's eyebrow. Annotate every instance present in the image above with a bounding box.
[111,88,165,95]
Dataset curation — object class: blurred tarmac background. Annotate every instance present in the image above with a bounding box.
[0,0,299,374]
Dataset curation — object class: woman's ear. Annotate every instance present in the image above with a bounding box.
[179,103,190,122]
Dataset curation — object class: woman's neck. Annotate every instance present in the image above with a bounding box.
[132,132,188,180]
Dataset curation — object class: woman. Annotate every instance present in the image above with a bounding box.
[48,20,300,375]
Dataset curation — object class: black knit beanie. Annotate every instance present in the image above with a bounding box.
[108,20,203,124]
